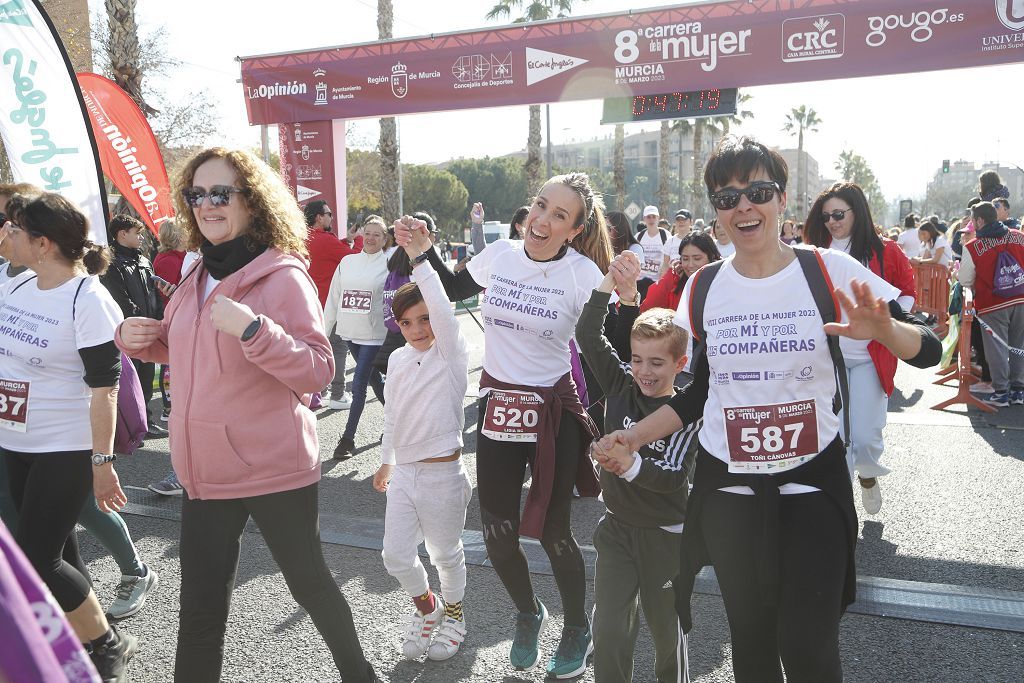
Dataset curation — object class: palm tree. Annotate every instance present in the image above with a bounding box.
[104,0,157,116]
[782,105,822,214]
[613,124,625,210]
[720,92,754,136]
[486,1,589,191]
[378,0,400,221]
[657,121,671,216]
[671,119,693,209]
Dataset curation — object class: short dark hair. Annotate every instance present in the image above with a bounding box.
[108,214,145,243]
[391,281,424,322]
[704,135,788,194]
[994,198,1010,211]
[967,196,982,209]
[972,201,998,226]
[303,200,329,227]
[903,214,917,229]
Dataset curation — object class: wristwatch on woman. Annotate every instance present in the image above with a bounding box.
[413,251,430,265]
[92,453,117,466]
[240,317,263,341]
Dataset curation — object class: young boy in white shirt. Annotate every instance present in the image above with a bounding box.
[374,216,472,662]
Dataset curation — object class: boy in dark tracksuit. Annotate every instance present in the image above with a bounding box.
[576,267,699,683]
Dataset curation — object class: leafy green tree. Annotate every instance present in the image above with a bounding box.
[835,150,888,223]
[485,0,590,192]
[347,149,382,217]
[401,165,470,239]
[783,106,822,213]
[446,157,529,222]
[923,179,975,222]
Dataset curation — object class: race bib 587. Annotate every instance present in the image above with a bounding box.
[723,399,817,473]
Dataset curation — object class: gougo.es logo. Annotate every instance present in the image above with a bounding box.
[865,9,965,47]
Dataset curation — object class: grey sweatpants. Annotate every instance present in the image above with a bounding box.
[979,305,1024,393]
[593,513,690,683]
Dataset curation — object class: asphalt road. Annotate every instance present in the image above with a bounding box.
[79,314,1023,682]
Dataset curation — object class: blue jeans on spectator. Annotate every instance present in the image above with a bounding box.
[343,341,385,442]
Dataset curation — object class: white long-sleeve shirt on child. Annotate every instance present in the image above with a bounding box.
[380,261,470,465]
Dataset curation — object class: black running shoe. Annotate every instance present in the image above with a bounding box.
[90,625,138,683]
[333,436,355,460]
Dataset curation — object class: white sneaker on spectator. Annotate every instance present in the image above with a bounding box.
[329,393,352,410]
[401,601,444,659]
[860,479,882,515]
[969,381,993,394]
[107,565,159,619]
[428,615,467,661]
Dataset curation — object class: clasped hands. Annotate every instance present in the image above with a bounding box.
[393,215,431,258]
[601,250,642,300]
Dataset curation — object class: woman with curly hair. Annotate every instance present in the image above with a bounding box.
[117,148,377,682]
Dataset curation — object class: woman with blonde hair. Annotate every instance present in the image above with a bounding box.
[399,172,611,679]
[117,148,377,682]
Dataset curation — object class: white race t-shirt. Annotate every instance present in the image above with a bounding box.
[663,235,683,262]
[675,248,899,482]
[897,229,921,258]
[468,239,603,387]
[0,275,123,452]
[637,230,667,281]
[921,235,951,266]
[825,236,902,360]
[0,263,29,286]
[715,240,736,258]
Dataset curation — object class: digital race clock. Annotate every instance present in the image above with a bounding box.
[601,88,739,124]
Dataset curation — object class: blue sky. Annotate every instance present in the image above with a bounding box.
[131,0,1024,199]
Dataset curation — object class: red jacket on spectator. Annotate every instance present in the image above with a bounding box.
[640,269,683,313]
[306,228,354,309]
[867,239,916,396]
[153,249,185,304]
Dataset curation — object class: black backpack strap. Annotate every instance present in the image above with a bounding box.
[685,260,725,372]
[71,277,87,322]
[660,228,669,244]
[793,247,850,447]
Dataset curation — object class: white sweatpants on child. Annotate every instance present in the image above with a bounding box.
[382,459,473,603]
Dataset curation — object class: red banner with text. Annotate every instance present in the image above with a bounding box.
[240,0,1024,125]
[77,72,174,234]
[278,120,337,213]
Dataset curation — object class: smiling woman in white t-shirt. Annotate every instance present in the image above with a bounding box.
[0,193,138,678]
[398,172,612,679]
[915,222,950,267]
[594,136,941,683]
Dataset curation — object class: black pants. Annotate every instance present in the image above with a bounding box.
[476,400,588,627]
[3,448,93,611]
[971,318,992,382]
[701,491,847,683]
[133,358,156,426]
[176,483,375,683]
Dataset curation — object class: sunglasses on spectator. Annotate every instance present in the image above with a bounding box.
[708,181,781,211]
[181,186,244,208]
[822,209,852,223]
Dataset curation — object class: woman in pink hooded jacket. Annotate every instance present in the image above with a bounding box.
[117,148,377,683]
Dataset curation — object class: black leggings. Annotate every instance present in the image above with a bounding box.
[476,400,588,627]
[176,483,375,683]
[3,448,93,611]
[701,491,847,683]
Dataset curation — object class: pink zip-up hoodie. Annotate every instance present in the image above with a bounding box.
[115,248,333,500]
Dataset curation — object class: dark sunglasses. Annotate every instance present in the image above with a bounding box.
[0,212,5,225]
[181,185,243,208]
[822,209,852,223]
[708,181,780,211]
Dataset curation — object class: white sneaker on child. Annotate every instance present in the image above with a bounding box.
[427,614,467,661]
[401,601,444,659]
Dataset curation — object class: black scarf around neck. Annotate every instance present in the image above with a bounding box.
[201,236,267,280]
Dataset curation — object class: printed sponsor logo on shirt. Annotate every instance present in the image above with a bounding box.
[764,370,793,381]
[494,318,515,329]
[731,371,760,381]
[713,372,730,386]
[796,365,815,381]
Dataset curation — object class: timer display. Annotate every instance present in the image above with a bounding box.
[602,88,738,124]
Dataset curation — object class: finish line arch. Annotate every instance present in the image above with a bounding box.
[238,0,1024,225]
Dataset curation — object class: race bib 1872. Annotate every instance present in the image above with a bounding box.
[723,399,818,473]
[0,379,30,433]
[340,289,373,314]
[481,389,543,442]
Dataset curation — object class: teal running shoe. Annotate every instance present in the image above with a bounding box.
[509,599,548,670]
[545,623,594,679]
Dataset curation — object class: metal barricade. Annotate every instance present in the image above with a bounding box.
[911,262,952,337]
[932,287,996,413]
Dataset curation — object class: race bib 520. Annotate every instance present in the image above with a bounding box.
[482,389,543,442]
[723,399,818,473]
[0,379,30,433]
[340,289,373,314]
